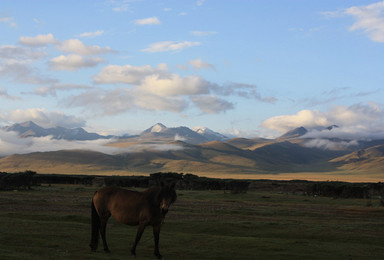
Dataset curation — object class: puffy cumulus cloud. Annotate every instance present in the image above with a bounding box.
[141,41,201,53]
[134,16,161,25]
[262,103,384,140]
[138,74,212,97]
[262,110,330,133]
[49,54,104,71]
[19,33,57,46]
[191,95,234,114]
[327,103,383,127]
[5,108,86,128]
[345,1,384,43]
[88,63,276,115]
[94,64,168,84]
[57,39,114,55]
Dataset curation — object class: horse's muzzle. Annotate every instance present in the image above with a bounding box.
[161,208,168,216]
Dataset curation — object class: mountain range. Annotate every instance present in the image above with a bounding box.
[3,121,114,141]
[2,121,227,143]
[1,121,383,180]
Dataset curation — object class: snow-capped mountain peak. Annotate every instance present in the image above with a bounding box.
[148,123,167,133]
[193,126,209,134]
[193,126,227,141]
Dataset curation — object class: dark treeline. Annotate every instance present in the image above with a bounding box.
[1,171,384,200]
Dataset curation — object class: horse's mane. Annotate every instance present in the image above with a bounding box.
[143,184,177,206]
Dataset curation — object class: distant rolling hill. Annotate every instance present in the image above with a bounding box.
[330,145,384,173]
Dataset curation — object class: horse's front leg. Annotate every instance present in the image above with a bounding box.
[153,224,162,259]
[131,223,146,257]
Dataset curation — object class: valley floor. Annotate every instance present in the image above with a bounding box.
[0,184,384,259]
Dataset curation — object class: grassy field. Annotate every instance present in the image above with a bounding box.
[0,184,384,259]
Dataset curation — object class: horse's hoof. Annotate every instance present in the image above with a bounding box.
[104,249,111,253]
[89,244,97,252]
[155,253,163,259]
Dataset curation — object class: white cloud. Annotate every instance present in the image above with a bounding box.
[345,1,384,42]
[77,30,104,38]
[324,2,384,43]
[0,129,119,156]
[50,54,104,71]
[0,89,22,101]
[134,93,188,112]
[0,60,58,85]
[303,138,359,151]
[0,45,46,61]
[196,0,206,6]
[5,108,86,128]
[0,15,17,28]
[0,128,186,156]
[31,83,91,97]
[88,63,276,115]
[19,33,57,46]
[262,103,384,140]
[191,31,217,36]
[138,74,211,97]
[141,41,201,53]
[216,83,277,103]
[191,95,234,114]
[262,110,332,133]
[58,39,114,55]
[188,58,215,70]
[134,17,161,25]
[66,88,136,115]
[94,64,168,84]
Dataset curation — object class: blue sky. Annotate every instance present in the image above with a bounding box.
[0,0,383,139]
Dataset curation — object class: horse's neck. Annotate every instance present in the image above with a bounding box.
[144,187,161,206]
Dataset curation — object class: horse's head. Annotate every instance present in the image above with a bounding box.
[159,182,177,216]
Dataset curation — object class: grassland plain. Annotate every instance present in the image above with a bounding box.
[0,184,384,259]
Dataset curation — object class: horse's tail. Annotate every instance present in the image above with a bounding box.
[90,195,100,251]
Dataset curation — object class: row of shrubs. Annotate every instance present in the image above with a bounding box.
[1,171,384,199]
[0,171,250,194]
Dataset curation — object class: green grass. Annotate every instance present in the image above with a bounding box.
[0,185,384,259]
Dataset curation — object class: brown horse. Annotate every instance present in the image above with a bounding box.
[89,183,177,259]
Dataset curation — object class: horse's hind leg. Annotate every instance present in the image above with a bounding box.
[100,217,111,253]
[131,223,146,257]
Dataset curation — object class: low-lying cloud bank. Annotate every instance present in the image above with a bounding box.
[0,130,183,157]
